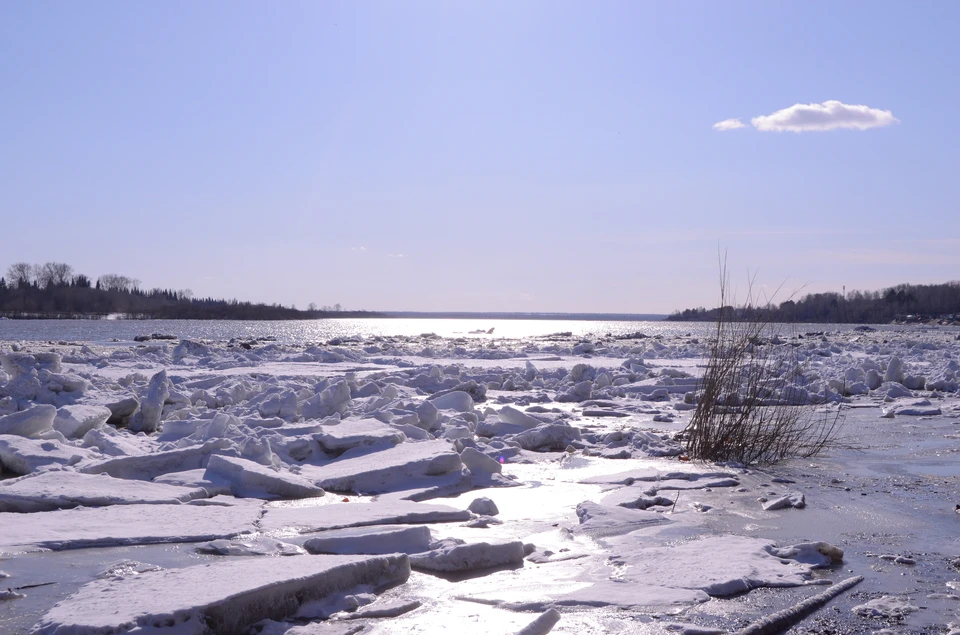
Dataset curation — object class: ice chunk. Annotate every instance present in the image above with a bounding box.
[0,436,94,475]
[129,369,169,433]
[260,500,471,534]
[32,554,410,635]
[0,470,209,512]
[298,440,462,494]
[302,380,353,420]
[512,423,582,451]
[468,496,499,515]
[81,439,231,481]
[515,608,561,635]
[414,400,439,430]
[460,447,502,474]
[0,404,56,438]
[497,405,541,429]
[106,396,140,427]
[852,595,919,618]
[1,351,61,377]
[608,535,825,596]
[761,493,806,511]
[195,537,305,556]
[205,454,325,500]
[428,390,474,412]
[884,356,905,384]
[53,405,111,439]
[769,541,843,567]
[315,418,405,454]
[303,525,433,555]
[0,500,261,554]
[580,468,738,486]
[154,468,232,496]
[574,501,670,537]
[409,540,526,572]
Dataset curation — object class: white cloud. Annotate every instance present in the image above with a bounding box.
[387,253,406,258]
[751,100,898,132]
[351,246,367,251]
[713,118,745,131]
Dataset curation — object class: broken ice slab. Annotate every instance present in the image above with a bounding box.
[605,535,827,596]
[574,501,671,538]
[579,468,740,486]
[80,439,232,481]
[313,418,406,454]
[0,470,209,512]
[0,435,96,475]
[204,454,325,500]
[303,525,433,555]
[32,554,410,635]
[0,499,262,554]
[260,500,471,534]
[409,540,527,572]
[194,537,305,556]
[296,440,461,494]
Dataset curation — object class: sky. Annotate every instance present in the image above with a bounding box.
[2,1,958,314]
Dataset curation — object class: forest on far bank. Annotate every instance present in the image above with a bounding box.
[0,262,379,320]
[668,281,960,325]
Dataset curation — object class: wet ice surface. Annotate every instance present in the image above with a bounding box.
[1,324,959,634]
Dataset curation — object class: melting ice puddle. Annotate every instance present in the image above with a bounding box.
[900,462,960,477]
[0,543,218,634]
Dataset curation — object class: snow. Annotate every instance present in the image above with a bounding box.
[32,554,411,634]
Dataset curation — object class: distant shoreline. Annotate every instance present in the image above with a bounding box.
[0,310,386,321]
[0,311,669,322]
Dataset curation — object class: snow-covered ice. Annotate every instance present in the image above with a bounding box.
[1,322,959,634]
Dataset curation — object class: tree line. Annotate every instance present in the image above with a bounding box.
[667,281,960,324]
[0,262,380,320]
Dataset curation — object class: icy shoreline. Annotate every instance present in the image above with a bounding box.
[1,328,959,634]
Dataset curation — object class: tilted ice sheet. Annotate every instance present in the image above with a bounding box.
[0,499,262,554]
[295,440,462,494]
[0,470,210,512]
[32,553,411,635]
[260,500,472,534]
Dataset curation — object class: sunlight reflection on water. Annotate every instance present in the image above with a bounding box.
[0,317,934,344]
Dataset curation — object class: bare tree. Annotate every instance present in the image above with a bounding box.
[307,302,318,311]
[38,262,74,288]
[98,273,138,293]
[6,262,35,289]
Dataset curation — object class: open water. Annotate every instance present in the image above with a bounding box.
[0,317,950,345]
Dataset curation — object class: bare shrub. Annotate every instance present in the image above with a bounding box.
[683,258,845,466]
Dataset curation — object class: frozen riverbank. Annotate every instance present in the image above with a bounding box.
[1,326,959,634]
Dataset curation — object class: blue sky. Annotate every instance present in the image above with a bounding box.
[2,2,957,313]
